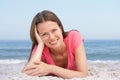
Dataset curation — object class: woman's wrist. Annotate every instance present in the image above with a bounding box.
[48,65,54,73]
[38,43,44,49]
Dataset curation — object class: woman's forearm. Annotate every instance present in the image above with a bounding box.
[49,65,88,79]
[29,44,44,63]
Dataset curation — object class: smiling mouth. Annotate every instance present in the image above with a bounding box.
[50,40,58,45]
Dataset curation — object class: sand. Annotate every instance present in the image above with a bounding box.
[0,60,120,80]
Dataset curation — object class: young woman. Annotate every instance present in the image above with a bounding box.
[22,10,88,79]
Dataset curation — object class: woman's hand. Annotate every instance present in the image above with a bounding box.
[35,26,44,47]
[22,61,35,73]
[22,61,52,76]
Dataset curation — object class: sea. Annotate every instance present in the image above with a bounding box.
[0,40,120,64]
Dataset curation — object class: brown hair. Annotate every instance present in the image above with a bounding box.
[28,10,68,61]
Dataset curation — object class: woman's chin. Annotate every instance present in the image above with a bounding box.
[48,43,60,49]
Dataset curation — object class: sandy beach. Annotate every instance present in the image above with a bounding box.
[0,60,120,80]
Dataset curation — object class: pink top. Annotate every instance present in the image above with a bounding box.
[32,30,83,70]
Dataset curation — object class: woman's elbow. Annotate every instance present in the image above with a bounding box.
[79,71,88,78]
[83,72,88,77]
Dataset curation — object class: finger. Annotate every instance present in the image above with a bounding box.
[28,68,45,76]
[35,26,39,35]
[30,69,41,76]
[22,67,27,73]
[24,68,37,75]
[21,69,25,73]
[31,70,45,76]
[24,65,37,71]
[37,72,48,77]
[22,66,29,72]
[33,73,45,77]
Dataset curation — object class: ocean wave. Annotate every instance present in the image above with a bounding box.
[88,60,120,63]
[0,59,120,65]
[0,59,27,64]
[0,48,30,53]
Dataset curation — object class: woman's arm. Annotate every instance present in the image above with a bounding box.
[22,44,44,72]
[28,44,44,63]
[23,42,88,79]
[22,27,44,71]
[50,42,88,78]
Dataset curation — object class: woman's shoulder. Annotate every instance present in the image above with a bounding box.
[64,29,81,41]
[67,30,80,37]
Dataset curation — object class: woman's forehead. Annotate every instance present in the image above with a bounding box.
[37,21,60,32]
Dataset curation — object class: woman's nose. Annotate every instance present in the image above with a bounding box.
[49,33,55,40]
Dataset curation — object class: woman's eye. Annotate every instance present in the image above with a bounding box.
[52,29,57,32]
[42,33,47,36]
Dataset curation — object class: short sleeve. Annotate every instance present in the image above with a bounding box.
[63,30,84,70]
[69,30,83,53]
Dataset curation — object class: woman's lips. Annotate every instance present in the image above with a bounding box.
[50,40,58,45]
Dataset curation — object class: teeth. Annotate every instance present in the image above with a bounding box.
[50,40,57,45]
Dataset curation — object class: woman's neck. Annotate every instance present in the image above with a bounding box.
[50,42,66,56]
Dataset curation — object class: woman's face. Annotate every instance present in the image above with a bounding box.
[36,21,63,49]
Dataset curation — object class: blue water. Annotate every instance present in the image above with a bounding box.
[85,40,120,60]
[0,40,31,60]
[0,40,120,61]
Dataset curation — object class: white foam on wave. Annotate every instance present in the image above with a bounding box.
[88,60,120,63]
[0,59,27,64]
[1,59,120,64]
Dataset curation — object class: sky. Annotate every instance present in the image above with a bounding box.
[0,0,120,40]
